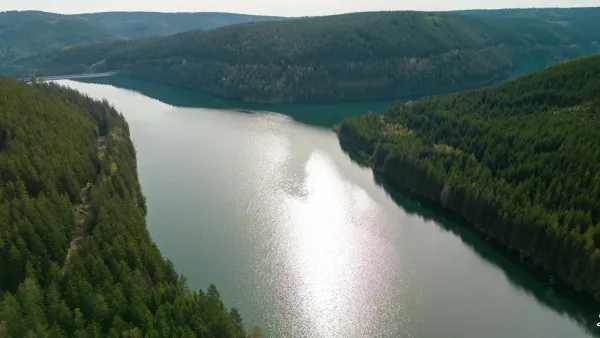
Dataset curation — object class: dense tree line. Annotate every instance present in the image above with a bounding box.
[337,55,600,300]
[0,77,247,337]
[6,11,599,102]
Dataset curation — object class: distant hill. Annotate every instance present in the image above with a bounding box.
[75,11,287,39]
[0,11,119,69]
[0,10,287,72]
[9,10,599,102]
[457,7,600,41]
[337,54,600,300]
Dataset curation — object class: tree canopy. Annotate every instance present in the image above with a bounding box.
[0,77,247,337]
[337,54,600,300]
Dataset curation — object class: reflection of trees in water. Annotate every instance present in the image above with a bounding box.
[382,172,600,335]
[76,76,396,128]
[340,141,600,336]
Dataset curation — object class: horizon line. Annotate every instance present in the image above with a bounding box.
[1,6,599,18]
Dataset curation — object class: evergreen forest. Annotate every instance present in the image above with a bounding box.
[337,54,600,300]
[0,77,247,337]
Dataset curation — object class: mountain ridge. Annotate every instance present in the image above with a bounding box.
[0,10,287,70]
[8,10,598,102]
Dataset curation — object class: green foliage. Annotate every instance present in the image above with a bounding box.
[338,54,600,300]
[0,77,247,337]
[8,11,599,102]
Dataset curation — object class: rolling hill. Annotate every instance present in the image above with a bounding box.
[0,10,286,72]
[9,10,599,102]
[0,11,119,69]
[458,7,600,41]
[75,11,287,39]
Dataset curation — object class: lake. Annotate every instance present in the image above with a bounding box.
[59,77,599,338]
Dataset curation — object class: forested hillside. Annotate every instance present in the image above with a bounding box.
[75,12,286,39]
[7,10,599,102]
[0,77,247,336]
[0,11,119,70]
[337,55,600,299]
[458,7,600,42]
[0,10,285,72]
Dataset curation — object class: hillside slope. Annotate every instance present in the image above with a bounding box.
[458,7,600,42]
[0,10,286,73]
[0,77,247,336]
[0,11,120,69]
[75,11,287,39]
[10,11,598,102]
[337,55,600,299]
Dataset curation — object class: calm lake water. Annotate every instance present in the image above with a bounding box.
[59,78,599,338]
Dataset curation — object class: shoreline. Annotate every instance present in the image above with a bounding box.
[336,126,600,305]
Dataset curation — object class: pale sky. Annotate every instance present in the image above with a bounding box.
[1,0,599,17]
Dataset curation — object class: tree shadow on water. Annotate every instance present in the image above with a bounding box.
[340,143,600,336]
[382,175,600,335]
[75,76,396,128]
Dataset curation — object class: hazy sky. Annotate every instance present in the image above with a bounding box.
[2,0,599,17]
